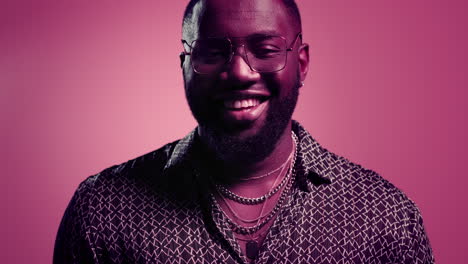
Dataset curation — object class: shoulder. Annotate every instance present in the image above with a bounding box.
[327,149,419,217]
[293,121,433,260]
[75,140,179,203]
[330,154,434,261]
[294,120,419,216]
[324,150,428,252]
[54,140,182,262]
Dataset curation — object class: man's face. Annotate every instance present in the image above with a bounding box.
[182,0,309,163]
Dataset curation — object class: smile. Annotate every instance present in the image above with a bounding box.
[224,98,262,110]
[218,96,269,124]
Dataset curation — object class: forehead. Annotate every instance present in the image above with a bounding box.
[193,0,293,39]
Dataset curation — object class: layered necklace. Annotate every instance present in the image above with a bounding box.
[212,132,298,260]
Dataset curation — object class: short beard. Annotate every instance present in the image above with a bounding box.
[188,75,300,167]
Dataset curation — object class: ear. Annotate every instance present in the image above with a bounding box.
[298,43,310,83]
[179,52,186,68]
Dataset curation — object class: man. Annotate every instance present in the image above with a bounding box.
[54,0,434,263]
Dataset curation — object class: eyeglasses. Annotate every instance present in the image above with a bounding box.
[181,33,302,74]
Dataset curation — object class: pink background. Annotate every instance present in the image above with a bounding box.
[2,0,467,263]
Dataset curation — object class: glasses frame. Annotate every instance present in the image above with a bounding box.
[181,32,302,74]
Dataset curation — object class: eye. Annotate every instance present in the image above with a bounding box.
[250,45,282,58]
[248,35,285,59]
[196,49,227,65]
[204,49,225,58]
[192,38,230,63]
[193,46,228,64]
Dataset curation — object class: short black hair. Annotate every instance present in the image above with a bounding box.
[182,0,302,35]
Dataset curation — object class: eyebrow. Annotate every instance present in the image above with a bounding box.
[247,32,282,38]
[251,29,281,36]
[205,31,282,39]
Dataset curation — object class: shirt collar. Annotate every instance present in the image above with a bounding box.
[291,120,334,191]
[163,128,198,172]
[163,120,333,192]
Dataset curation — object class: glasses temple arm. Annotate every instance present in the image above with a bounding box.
[181,39,192,55]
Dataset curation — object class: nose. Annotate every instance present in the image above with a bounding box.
[220,46,261,84]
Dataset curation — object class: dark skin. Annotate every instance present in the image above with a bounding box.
[181,0,309,260]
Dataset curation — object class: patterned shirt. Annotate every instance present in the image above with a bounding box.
[54,121,434,263]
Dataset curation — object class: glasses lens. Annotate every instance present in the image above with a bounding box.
[189,36,288,73]
[246,36,287,72]
[191,38,231,74]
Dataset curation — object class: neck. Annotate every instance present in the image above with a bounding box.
[236,126,293,181]
[201,122,294,185]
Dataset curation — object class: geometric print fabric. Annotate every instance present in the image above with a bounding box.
[54,121,434,263]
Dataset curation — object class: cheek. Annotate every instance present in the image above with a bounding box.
[265,68,299,97]
[282,62,301,88]
[185,72,218,100]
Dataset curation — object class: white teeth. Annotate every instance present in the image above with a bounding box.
[224,98,261,109]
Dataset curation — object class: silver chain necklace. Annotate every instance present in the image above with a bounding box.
[215,171,295,235]
[215,161,289,224]
[211,132,298,235]
[215,132,298,205]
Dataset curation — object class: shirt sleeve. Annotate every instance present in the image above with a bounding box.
[400,206,435,264]
[53,177,98,264]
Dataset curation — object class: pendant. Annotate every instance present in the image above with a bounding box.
[246,240,259,260]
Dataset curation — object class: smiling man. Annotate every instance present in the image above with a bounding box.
[54,0,434,263]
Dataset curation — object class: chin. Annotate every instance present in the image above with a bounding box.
[187,77,300,164]
[218,118,266,139]
[197,102,295,165]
